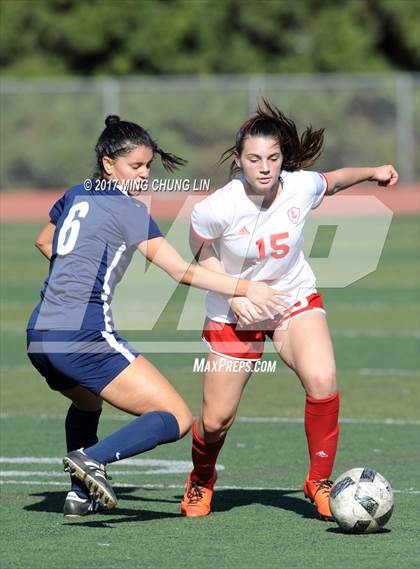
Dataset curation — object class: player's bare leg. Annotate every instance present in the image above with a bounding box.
[199,353,254,441]
[181,352,254,517]
[273,311,336,398]
[63,356,192,509]
[99,355,192,436]
[273,310,338,520]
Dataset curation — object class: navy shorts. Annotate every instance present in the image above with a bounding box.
[26,329,140,395]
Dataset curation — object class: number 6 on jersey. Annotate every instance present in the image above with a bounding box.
[57,202,90,255]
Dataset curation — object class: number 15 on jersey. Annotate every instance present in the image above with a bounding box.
[255,232,290,259]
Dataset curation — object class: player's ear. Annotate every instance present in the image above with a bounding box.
[234,152,241,169]
[102,156,114,176]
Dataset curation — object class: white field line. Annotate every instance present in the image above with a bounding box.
[0,413,418,425]
[337,331,420,339]
[0,457,418,495]
[348,368,418,376]
[0,470,189,477]
[3,327,420,338]
[0,457,224,476]
[1,365,418,377]
[3,299,418,306]
[328,302,419,309]
[0,479,418,494]
[4,330,420,355]
[0,457,201,476]
[22,340,420,353]
[236,417,420,426]
[0,457,191,466]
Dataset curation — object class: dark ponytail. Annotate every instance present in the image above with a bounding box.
[94,115,187,177]
[219,98,325,178]
[155,147,188,173]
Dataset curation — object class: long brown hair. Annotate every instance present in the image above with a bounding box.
[219,98,325,178]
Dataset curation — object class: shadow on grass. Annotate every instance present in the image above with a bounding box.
[24,487,322,525]
[24,487,180,525]
[326,527,391,535]
[65,509,181,527]
[210,488,320,519]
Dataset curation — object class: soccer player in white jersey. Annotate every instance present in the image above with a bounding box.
[26,115,283,516]
[180,99,399,520]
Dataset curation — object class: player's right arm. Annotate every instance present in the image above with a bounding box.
[34,222,55,260]
[324,165,399,195]
[34,191,66,260]
[137,236,282,316]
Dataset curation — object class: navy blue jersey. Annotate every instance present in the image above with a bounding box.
[28,182,162,331]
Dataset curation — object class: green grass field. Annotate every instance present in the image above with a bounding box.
[1,217,419,569]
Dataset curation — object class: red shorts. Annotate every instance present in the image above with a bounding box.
[202,292,325,361]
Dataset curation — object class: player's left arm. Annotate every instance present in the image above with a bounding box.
[324,165,399,195]
[34,221,55,260]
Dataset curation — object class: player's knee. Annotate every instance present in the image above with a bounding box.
[307,366,337,398]
[202,414,234,439]
[173,405,193,439]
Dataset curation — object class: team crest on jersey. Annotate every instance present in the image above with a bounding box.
[287,207,300,224]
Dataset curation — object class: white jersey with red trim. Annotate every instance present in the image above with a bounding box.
[191,169,327,323]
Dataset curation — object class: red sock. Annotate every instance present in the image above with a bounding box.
[191,420,226,482]
[305,391,340,481]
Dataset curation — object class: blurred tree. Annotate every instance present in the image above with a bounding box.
[0,0,418,75]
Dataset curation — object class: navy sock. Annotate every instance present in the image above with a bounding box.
[65,404,102,498]
[84,411,180,465]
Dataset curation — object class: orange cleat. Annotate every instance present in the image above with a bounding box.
[303,476,334,520]
[180,471,217,517]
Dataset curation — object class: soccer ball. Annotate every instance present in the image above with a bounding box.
[329,468,394,533]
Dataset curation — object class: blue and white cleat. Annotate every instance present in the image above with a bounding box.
[63,449,117,509]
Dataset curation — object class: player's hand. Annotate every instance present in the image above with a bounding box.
[244,282,289,320]
[370,165,399,187]
[229,297,264,326]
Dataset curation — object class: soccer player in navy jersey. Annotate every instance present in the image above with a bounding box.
[26,116,285,516]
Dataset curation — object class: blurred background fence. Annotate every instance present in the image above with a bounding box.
[1,73,418,190]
